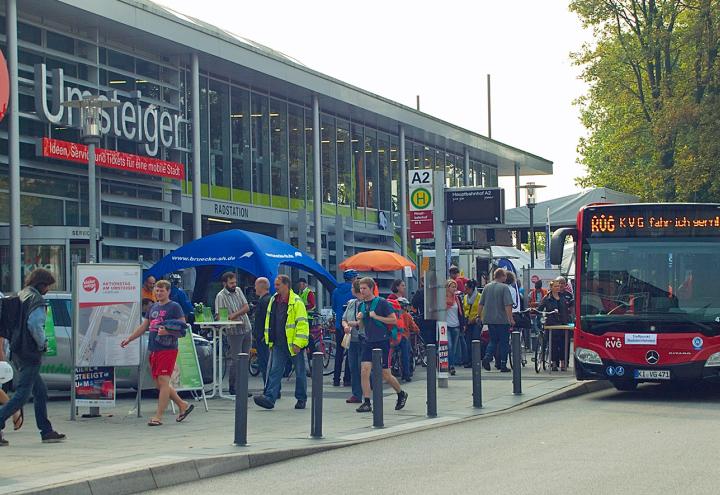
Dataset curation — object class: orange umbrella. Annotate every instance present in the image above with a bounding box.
[339,250,416,272]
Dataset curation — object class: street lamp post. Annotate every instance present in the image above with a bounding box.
[62,96,119,263]
[518,182,545,269]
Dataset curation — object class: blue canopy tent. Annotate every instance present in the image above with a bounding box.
[146,230,339,292]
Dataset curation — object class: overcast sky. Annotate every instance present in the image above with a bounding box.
[159,0,592,207]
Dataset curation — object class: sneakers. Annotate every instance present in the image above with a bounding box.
[294,400,306,410]
[356,401,372,413]
[0,432,7,447]
[482,359,491,371]
[332,380,341,387]
[402,377,412,383]
[253,395,275,409]
[449,367,456,376]
[499,367,511,373]
[395,390,408,410]
[346,395,361,404]
[41,431,66,443]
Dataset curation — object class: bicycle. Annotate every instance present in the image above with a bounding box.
[390,339,416,379]
[410,332,428,367]
[305,311,336,377]
[530,309,558,373]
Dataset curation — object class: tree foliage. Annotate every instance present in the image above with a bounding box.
[571,0,720,201]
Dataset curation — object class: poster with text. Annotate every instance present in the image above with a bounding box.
[171,331,204,392]
[75,263,142,367]
[75,366,115,407]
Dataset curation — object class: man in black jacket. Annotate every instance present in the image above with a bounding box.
[253,277,272,387]
[0,269,65,446]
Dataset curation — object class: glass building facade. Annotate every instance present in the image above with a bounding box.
[0,0,551,294]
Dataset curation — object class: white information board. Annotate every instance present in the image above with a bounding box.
[74,263,142,367]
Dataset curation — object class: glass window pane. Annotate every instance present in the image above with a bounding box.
[199,77,209,189]
[352,124,364,218]
[305,112,314,212]
[18,22,41,45]
[209,80,230,195]
[390,136,399,214]
[270,99,288,208]
[365,129,378,211]
[486,164,498,186]
[231,87,251,202]
[378,132,391,212]
[288,105,305,208]
[336,120,351,207]
[107,49,135,72]
[46,31,75,55]
[321,115,336,205]
[251,93,270,206]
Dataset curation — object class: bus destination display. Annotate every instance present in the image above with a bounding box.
[584,205,720,237]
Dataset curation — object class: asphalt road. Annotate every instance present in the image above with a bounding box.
[149,382,720,495]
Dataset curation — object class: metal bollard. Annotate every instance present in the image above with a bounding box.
[371,348,384,428]
[511,331,522,395]
[311,352,323,438]
[472,340,483,408]
[234,353,249,446]
[426,344,437,417]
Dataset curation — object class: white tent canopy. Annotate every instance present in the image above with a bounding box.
[503,187,639,229]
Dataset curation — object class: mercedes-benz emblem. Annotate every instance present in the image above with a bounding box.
[646,350,659,365]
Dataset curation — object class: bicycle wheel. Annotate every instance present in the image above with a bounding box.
[322,338,336,376]
[415,336,428,367]
[534,333,543,373]
[390,348,401,377]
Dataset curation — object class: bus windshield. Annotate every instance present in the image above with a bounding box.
[580,239,720,336]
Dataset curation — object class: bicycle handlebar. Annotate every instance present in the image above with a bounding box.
[519,308,559,316]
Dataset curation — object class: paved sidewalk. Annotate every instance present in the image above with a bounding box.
[1,365,588,495]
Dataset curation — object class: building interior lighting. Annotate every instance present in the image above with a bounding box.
[321,140,330,143]
[231,114,244,118]
[109,80,126,84]
[269,113,279,117]
[208,217,232,224]
[336,140,345,143]
[251,113,263,117]
[136,80,148,83]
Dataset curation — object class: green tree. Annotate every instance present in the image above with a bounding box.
[571,0,720,201]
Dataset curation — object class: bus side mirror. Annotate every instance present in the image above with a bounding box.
[550,228,577,266]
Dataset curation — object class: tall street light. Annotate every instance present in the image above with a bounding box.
[518,182,545,268]
[62,96,119,263]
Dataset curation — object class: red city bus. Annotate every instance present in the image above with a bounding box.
[550,203,720,391]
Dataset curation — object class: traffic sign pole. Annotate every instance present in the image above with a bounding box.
[432,171,448,388]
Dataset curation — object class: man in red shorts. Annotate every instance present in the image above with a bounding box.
[122,279,194,426]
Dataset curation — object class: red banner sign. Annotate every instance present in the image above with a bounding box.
[40,138,185,180]
[409,210,434,239]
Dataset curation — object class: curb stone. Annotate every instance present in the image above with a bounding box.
[16,380,609,495]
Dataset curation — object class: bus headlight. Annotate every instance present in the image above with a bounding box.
[704,352,720,367]
[575,347,603,365]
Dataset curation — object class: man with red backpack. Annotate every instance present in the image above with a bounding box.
[355,278,408,413]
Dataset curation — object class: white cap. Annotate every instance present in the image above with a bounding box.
[0,361,13,384]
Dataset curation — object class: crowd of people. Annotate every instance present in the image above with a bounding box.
[0,263,573,445]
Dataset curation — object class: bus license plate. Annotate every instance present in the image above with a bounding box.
[634,370,670,380]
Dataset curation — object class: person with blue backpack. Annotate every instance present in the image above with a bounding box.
[355,277,408,413]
